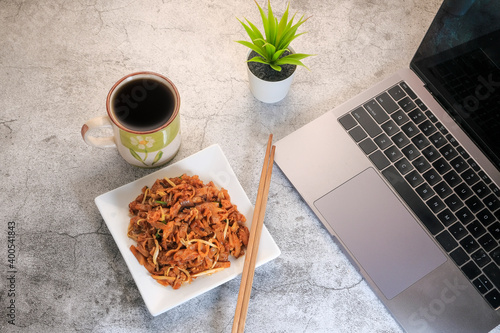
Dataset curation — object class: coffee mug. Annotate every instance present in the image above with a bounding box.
[81,72,181,168]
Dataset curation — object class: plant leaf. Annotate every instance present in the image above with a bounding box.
[271,48,287,62]
[129,148,144,163]
[247,56,271,65]
[235,40,267,59]
[255,0,269,41]
[270,63,282,71]
[152,151,163,165]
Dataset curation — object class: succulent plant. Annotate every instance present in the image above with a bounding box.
[236,0,314,72]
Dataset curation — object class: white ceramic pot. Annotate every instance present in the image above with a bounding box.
[247,67,296,103]
[246,50,296,103]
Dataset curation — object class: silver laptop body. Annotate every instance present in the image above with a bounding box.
[274,1,500,332]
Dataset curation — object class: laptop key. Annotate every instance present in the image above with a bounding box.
[467,220,486,238]
[429,132,447,148]
[456,207,474,224]
[443,170,461,187]
[381,119,399,136]
[444,194,464,212]
[468,159,481,172]
[485,289,500,309]
[339,113,357,130]
[391,110,410,125]
[412,156,431,173]
[384,145,403,162]
[477,209,495,227]
[490,184,500,198]
[408,109,426,124]
[423,169,442,186]
[455,183,474,200]
[364,100,389,124]
[460,169,479,186]
[484,194,500,211]
[450,247,469,266]
[450,156,468,173]
[479,171,492,184]
[438,208,457,226]
[436,230,458,252]
[439,144,458,160]
[398,96,416,112]
[478,233,497,251]
[461,260,481,280]
[461,235,480,253]
[456,145,470,159]
[449,222,467,240]
[349,126,367,142]
[465,195,485,213]
[422,145,440,162]
[411,133,430,149]
[405,170,424,187]
[369,150,390,170]
[388,85,406,101]
[491,248,500,265]
[376,92,399,113]
[483,263,500,289]
[436,122,448,135]
[432,157,451,175]
[358,138,378,155]
[488,222,500,240]
[427,195,446,213]
[401,122,419,138]
[434,181,452,199]
[415,98,428,111]
[392,132,410,148]
[374,133,392,150]
[400,82,417,99]
[419,119,437,136]
[472,249,491,267]
[425,110,437,122]
[402,144,420,161]
[382,166,444,235]
[416,183,435,200]
[447,134,459,147]
[351,107,382,137]
[395,158,414,175]
[473,276,490,294]
[472,181,491,198]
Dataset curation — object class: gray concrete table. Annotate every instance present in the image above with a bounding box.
[2,0,496,332]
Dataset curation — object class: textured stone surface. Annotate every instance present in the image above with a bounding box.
[1,0,497,332]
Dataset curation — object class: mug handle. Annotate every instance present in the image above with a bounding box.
[81,116,116,148]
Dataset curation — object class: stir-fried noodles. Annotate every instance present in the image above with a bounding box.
[127,174,250,289]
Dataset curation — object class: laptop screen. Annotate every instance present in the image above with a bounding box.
[410,0,500,170]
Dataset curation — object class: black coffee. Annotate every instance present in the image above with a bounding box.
[112,78,175,132]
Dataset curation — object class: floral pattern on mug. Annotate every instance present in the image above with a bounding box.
[128,136,163,166]
[130,136,155,150]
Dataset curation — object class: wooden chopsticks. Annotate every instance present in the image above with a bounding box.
[232,134,276,333]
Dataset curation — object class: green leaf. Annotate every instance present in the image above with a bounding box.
[129,148,143,163]
[275,57,310,70]
[247,56,271,65]
[263,43,276,60]
[236,40,267,60]
[152,150,163,165]
[271,48,287,62]
[270,63,282,71]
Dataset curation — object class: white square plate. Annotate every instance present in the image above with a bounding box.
[95,144,281,316]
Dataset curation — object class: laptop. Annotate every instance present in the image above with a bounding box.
[274,0,500,332]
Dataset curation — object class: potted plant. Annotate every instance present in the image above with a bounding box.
[236,0,314,103]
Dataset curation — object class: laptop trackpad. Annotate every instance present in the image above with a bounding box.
[314,168,447,299]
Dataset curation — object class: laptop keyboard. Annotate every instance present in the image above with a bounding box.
[338,81,500,309]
